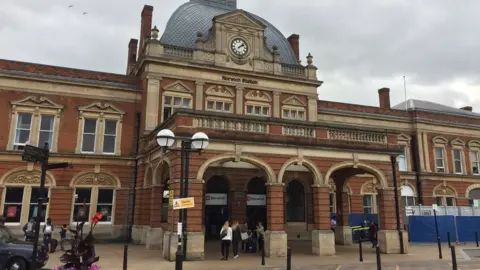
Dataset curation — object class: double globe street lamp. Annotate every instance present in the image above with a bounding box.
[156,129,209,268]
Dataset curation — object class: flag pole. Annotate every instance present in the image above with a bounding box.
[403,76,408,111]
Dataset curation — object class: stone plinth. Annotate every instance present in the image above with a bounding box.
[146,227,164,250]
[334,226,352,245]
[264,231,287,257]
[378,230,409,254]
[312,230,335,256]
[163,231,205,261]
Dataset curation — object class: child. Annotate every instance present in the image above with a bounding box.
[60,224,68,251]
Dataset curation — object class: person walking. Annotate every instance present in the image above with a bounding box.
[43,218,54,252]
[231,220,241,259]
[23,218,36,241]
[59,224,68,251]
[368,221,378,248]
[220,220,232,260]
[256,221,265,252]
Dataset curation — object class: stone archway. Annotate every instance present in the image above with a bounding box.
[278,157,324,185]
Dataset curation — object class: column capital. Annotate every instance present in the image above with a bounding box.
[265,182,284,187]
[195,80,205,87]
[311,184,330,189]
[146,75,163,81]
[236,86,245,91]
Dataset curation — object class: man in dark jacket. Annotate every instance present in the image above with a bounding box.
[368,221,377,248]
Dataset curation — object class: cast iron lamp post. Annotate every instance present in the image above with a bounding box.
[156,129,209,269]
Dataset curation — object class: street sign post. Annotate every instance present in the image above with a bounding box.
[22,143,72,270]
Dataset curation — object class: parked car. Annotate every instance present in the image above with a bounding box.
[0,226,49,270]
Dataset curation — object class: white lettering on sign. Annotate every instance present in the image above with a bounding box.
[205,193,228,206]
[246,194,266,206]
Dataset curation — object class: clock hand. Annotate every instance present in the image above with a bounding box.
[238,44,245,49]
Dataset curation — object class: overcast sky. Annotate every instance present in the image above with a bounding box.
[1,0,479,111]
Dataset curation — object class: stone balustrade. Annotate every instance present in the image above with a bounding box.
[163,45,194,59]
[328,129,387,144]
[282,126,315,138]
[193,116,269,134]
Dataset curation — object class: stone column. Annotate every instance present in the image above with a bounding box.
[195,81,204,110]
[307,95,318,122]
[312,184,335,255]
[335,190,352,245]
[146,185,164,250]
[265,183,288,257]
[273,92,280,118]
[235,86,244,114]
[145,76,161,131]
[162,179,205,261]
[377,187,409,254]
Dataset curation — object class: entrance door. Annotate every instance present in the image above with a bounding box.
[204,176,229,241]
[246,177,267,230]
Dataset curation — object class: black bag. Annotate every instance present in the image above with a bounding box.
[220,230,227,239]
[50,239,58,252]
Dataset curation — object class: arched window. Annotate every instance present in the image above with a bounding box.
[71,171,120,224]
[361,182,377,214]
[433,185,456,207]
[286,180,305,222]
[467,187,480,207]
[0,169,55,225]
[400,185,416,207]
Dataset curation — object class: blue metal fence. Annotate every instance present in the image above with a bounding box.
[408,215,480,242]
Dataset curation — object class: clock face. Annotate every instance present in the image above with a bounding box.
[231,38,249,57]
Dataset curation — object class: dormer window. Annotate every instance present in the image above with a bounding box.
[204,85,235,114]
[281,96,306,120]
[244,90,272,117]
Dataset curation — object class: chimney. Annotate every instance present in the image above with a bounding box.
[378,88,391,109]
[460,106,473,112]
[126,39,138,75]
[138,5,154,58]
[287,34,300,62]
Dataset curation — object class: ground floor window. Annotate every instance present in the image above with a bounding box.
[2,186,51,225]
[161,185,169,222]
[3,187,24,224]
[363,195,374,214]
[329,193,335,214]
[286,180,305,222]
[436,196,455,207]
[72,187,115,223]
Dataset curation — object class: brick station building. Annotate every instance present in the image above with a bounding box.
[1,0,480,261]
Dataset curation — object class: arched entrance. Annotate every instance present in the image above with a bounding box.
[156,162,170,224]
[204,176,229,240]
[286,180,305,222]
[246,177,267,230]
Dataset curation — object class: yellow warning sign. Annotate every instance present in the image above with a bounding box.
[169,190,174,207]
[173,197,195,210]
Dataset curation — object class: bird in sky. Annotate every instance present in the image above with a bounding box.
[68,5,74,8]
[83,12,88,15]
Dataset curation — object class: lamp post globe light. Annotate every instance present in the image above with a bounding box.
[155,129,209,267]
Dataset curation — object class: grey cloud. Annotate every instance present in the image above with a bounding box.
[0,0,479,110]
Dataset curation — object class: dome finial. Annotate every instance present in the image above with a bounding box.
[151,26,159,40]
[306,53,313,65]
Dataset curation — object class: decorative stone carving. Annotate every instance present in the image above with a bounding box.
[203,52,215,62]
[163,80,194,93]
[221,14,262,28]
[468,140,480,149]
[4,170,52,185]
[432,136,448,144]
[434,185,455,196]
[362,183,376,194]
[75,172,116,187]
[282,96,306,107]
[78,102,125,116]
[205,85,235,98]
[451,138,466,147]
[397,134,411,141]
[245,90,272,102]
[11,96,64,110]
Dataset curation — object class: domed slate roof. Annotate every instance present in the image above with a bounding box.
[160,0,298,64]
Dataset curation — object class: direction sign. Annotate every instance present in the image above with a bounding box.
[22,145,48,163]
[173,197,195,210]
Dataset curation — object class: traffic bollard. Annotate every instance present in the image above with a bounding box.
[359,240,363,262]
[287,247,292,270]
[261,244,265,266]
[450,246,457,270]
[375,244,382,270]
[476,232,479,248]
[122,244,128,270]
[447,232,451,248]
[175,248,183,270]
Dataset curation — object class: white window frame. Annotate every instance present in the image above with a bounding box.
[37,115,55,150]
[13,113,33,151]
[468,140,480,176]
[397,135,411,172]
[76,102,125,155]
[102,120,118,155]
[432,136,449,174]
[282,106,306,120]
[436,196,456,207]
[329,192,336,214]
[81,118,98,154]
[1,185,52,226]
[245,102,270,117]
[452,148,464,174]
[162,94,192,122]
[398,145,408,172]
[71,186,116,225]
[8,96,63,152]
[470,151,480,175]
[96,188,115,224]
[205,97,233,113]
[360,181,377,214]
